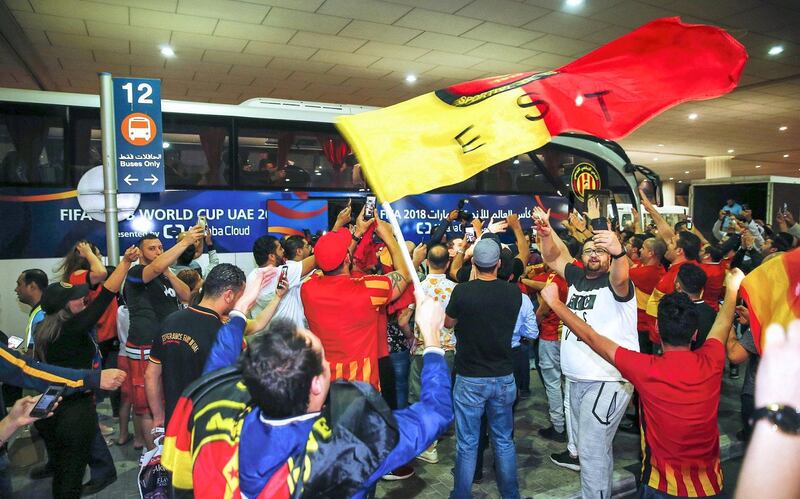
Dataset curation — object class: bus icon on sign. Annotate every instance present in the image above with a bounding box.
[121,113,157,146]
[128,117,151,141]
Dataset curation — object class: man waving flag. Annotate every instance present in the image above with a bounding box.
[337,17,747,203]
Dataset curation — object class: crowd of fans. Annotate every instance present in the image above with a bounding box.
[0,191,799,499]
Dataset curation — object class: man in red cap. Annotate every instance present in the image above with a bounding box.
[301,213,411,391]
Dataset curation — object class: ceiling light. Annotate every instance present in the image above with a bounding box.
[513,158,520,165]
[768,45,784,56]
[688,113,698,120]
[565,0,584,7]
[162,142,170,149]
[727,149,734,153]
[684,170,690,174]
[678,180,683,183]
[779,126,788,131]
[653,157,659,161]
[657,144,664,147]
[405,74,417,83]
[669,177,674,180]
[284,188,289,192]
[160,46,175,57]
[315,172,322,176]
[784,154,790,158]
[755,165,761,168]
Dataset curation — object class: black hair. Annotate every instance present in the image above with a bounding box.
[427,243,449,269]
[178,244,196,266]
[621,229,635,243]
[202,263,246,298]
[497,249,515,281]
[282,235,307,260]
[657,292,699,347]
[773,232,794,252]
[676,232,702,262]
[703,245,724,263]
[629,235,644,251]
[563,236,582,259]
[674,220,688,232]
[137,233,160,247]
[21,269,48,291]
[239,320,323,419]
[475,264,496,274]
[676,263,707,295]
[252,235,280,266]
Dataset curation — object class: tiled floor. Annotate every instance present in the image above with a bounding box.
[9,367,746,498]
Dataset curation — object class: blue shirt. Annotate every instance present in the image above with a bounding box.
[511,293,538,348]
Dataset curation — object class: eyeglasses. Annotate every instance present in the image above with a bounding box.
[582,248,609,256]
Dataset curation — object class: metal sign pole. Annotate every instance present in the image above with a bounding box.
[99,72,120,265]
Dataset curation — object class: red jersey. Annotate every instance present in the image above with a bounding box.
[527,271,568,341]
[699,263,725,311]
[301,273,392,389]
[69,270,118,343]
[629,264,665,337]
[615,339,725,497]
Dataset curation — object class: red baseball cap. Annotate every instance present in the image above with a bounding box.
[314,229,352,271]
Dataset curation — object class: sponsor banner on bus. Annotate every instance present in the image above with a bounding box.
[0,188,566,259]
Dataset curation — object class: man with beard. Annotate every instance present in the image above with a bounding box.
[534,208,638,498]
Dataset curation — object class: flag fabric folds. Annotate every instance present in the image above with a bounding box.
[337,17,747,203]
[740,248,800,353]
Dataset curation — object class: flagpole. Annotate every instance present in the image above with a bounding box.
[382,201,424,301]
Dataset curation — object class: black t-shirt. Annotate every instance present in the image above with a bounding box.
[691,300,717,350]
[125,264,181,346]
[149,305,222,423]
[45,286,115,370]
[446,278,522,377]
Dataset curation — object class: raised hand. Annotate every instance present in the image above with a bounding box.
[540,282,560,306]
[592,229,623,256]
[123,246,140,263]
[532,206,552,237]
[414,294,443,349]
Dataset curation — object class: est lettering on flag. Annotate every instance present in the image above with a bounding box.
[337,17,747,203]
[740,248,800,353]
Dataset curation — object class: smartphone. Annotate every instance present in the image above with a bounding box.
[364,195,377,220]
[783,203,789,215]
[30,385,65,419]
[7,335,23,349]
[685,217,693,231]
[279,265,289,285]
[465,227,476,243]
[197,215,207,228]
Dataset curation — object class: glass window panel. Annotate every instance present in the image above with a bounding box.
[0,105,65,185]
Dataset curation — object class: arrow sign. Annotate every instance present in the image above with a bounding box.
[123,174,139,185]
[146,174,158,185]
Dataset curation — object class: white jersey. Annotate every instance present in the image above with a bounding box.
[560,263,639,382]
[248,260,308,331]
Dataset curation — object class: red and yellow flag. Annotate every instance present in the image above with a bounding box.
[337,17,747,203]
[740,248,800,353]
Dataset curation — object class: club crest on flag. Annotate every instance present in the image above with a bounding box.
[571,162,601,201]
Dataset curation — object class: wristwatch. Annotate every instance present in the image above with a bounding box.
[750,403,800,435]
[351,230,362,244]
[611,247,627,260]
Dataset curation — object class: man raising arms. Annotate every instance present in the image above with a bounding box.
[540,267,745,498]
[534,205,639,498]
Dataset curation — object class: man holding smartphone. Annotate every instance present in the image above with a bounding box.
[124,228,204,449]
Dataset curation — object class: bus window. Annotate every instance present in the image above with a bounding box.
[163,115,231,188]
[237,126,350,190]
[0,106,64,185]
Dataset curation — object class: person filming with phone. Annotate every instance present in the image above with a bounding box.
[33,246,139,499]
